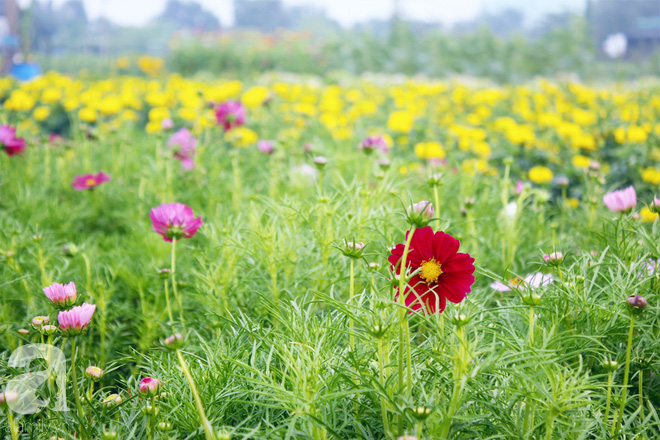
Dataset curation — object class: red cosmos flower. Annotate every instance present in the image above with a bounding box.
[388,226,475,314]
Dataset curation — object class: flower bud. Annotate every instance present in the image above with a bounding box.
[32,234,43,242]
[427,173,443,186]
[103,393,122,406]
[451,313,470,327]
[522,293,542,306]
[163,333,184,350]
[407,200,434,227]
[158,268,171,279]
[17,328,29,335]
[0,391,19,407]
[101,429,119,440]
[377,159,391,170]
[157,422,173,431]
[368,262,381,271]
[312,156,327,170]
[602,360,619,372]
[139,377,161,396]
[142,404,159,416]
[463,197,476,209]
[411,406,431,421]
[215,432,232,440]
[650,198,660,214]
[31,316,49,328]
[555,176,569,187]
[397,436,419,440]
[626,294,647,311]
[61,243,79,257]
[543,252,564,266]
[85,366,104,381]
[338,240,366,259]
[41,324,58,335]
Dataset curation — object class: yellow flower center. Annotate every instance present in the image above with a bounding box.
[85,178,97,186]
[419,258,442,283]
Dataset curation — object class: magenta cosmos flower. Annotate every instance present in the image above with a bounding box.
[359,136,389,154]
[43,282,78,308]
[58,302,96,336]
[258,140,275,155]
[0,125,27,156]
[139,377,161,396]
[603,186,636,212]
[168,128,197,170]
[215,101,246,132]
[150,202,203,242]
[72,172,111,191]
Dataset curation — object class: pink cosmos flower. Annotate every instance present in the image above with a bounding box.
[58,302,96,335]
[72,172,111,191]
[43,282,78,308]
[215,101,246,132]
[603,186,636,212]
[490,272,554,292]
[139,377,161,396]
[258,140,275,155]
[359,136,389,154]
[161,118,174,130]
[0,125,27,156]
[149,202,203,242]
[168,128,197,170]
[515,180,524,195]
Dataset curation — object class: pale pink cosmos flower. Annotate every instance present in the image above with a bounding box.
[43,282,78,308]
[168,128,197,170]
[161,118,174,130]
[359,136,389,154]
[0,125,27,156]
[139,377,161,396]
[58,302,96,335]
[515,180,524,195]
[149,202,203,242]
[258,140,275,155]
[490,272,554,292]
[72,172,111,191]
[215,101,246,132]
[603,186,636,212]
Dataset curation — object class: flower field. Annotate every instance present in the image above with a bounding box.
[1,71,659,439]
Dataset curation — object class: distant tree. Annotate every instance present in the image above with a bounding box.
[155,0,220,31]
[234,0,287,31]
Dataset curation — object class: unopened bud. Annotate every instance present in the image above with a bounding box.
[103,393,122,406]
[312,156,327,170]
[101,429,118,440]
[163,333,184,350]
[602,360,619,372]
[0,391,19,407]
[85,366,104,381]
[32,316,49,328]
[522,293,542,306]
[543,252,564,265]
[626,294,647,311]
[411,406,431,421]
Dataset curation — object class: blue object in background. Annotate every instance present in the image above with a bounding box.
[10,63,41,81]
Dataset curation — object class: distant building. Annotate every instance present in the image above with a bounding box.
[588,0,660,57]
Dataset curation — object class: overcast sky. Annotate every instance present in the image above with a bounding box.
[18,0,586,27]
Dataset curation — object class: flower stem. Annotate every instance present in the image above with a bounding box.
[6,409,19,440]
[433,185,441,219]
[604,372,613,425]
[528,306,535,345]
[612,314,635,434]
[164,278,174,327]
[176,349,214,440]
[71,339,87,439]
[544,415,555,440]
[397,226,415,434]
[377,338,390,436]
[171,238,185,328]
[349,259,355,351]
[638,369,644,419]
[439,326,466,438]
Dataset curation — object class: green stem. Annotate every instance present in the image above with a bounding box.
[349,259,355,351]
[71,339,87,439]
[544,415,555,440]
[638,369,644,419]
[604,372,613,425]
[397,226,415,434]
[613,314,635,434]
[433,185,441,218]
[528,306,535,345]
[164,278,174,327]
[440,326,466,438]
[377,338,390,436]
[176,350,214,440]
[171,238,185,328]
[6,409,19,440]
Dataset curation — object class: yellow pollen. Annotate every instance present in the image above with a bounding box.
[85,178,97,186]
[420,258,443,283]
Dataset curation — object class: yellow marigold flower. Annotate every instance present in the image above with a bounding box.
[242,86,269,109]
[614,126,626,144]
[178,107,197,121]
[42,88,62,104]
[64,98,80,112]
[145,120,162,134]
[79,107,97,123]
[627,126,648,143]
[5,90,35,111]
[387,111,414,133]
[528,166,553,184]
[473,141,491,158]
[567,198,580,209]
[572,155,591,169]
[414,141,445,160]
[225,127,258,147]
[148,107,170,122]
[34,106,51,121]
[641,207,658,222]
[642,168,660,185]
[116,57,130,69]
[98,96,122,116]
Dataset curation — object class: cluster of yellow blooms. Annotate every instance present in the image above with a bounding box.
[2,72,659,188]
